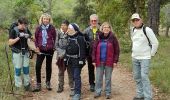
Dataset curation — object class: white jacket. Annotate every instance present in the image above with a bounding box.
[131,26,159,59]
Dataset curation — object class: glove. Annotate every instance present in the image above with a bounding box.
[24,34,30,38]
[18,32,25,37]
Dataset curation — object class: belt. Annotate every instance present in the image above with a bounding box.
[66,54,79,58]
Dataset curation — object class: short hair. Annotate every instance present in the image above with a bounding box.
[39,13,53,25]
[90,14,98,20]
[62,20,70,26]
[18,17,28,25]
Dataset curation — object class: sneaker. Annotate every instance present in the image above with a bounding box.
[24,83,32,91]
[57,85,63,93]
[133,97,144,100]
[94,93,101,98]
[90,84,95,92]
[32,83,41,92]
[70,88,75,97]
[72,94,81,100]
[46,81,52,91]
[106,95,111,99]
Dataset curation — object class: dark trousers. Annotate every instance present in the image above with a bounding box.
[57,58,73,88]
[87,56,95,85]
[35,52,53,84]
[71,66,82,94]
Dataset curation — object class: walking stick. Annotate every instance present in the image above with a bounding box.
[5,44,14,96]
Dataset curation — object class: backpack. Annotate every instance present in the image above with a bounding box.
[66,37,80,58]
[132,25,152,48]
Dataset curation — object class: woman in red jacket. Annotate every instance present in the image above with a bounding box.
[92,22,120,99]
[33,13,56,92]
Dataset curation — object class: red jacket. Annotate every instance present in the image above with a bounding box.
[92,32,120,67]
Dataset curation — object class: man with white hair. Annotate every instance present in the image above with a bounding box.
[130,13,159,100]
[83,14,100,92]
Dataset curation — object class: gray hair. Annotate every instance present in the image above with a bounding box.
[90,14,99,20]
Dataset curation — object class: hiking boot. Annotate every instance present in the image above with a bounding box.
[133,97,144,100]
[94,93,101,98]
[72,94,81,100]
[70,88,75,97]
[90,84,95,92]
[24,83,32,91]
[32,83,41,92]
[106,94,111,99]
[57,85,63,93]
[46,81,52,91]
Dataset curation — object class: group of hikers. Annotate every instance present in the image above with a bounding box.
[8,13,159,100]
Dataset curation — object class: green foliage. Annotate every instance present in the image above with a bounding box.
[73,0,96,29]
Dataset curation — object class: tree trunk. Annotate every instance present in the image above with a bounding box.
[165,26,170,37]
[147,0,161,36]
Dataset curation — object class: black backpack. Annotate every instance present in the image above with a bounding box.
[66,37,80,57]
[132,25,152,48]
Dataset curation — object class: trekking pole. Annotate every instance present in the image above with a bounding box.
[5,44,14,96]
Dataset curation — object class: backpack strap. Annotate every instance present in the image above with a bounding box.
[132,25,151,47]
[142,26,151,47]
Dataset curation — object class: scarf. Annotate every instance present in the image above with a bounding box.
[41,24,49,47]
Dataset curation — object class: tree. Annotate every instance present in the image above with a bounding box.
[73,0,95,29]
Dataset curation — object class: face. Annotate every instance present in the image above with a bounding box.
[42,17,50,25]
[67,27,76,36]
[131,18,143,28]
[102,24,111,35]
[90,17,98,28]
[61,24,68,33]
[18,23,27,30]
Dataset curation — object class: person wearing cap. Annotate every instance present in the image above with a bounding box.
[83,14,100,92]
[55,20,74,95]
[64,23,87,100]
[130,13,159,100]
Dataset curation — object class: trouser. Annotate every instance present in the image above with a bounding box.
[57,58,74,88]
[71,66,82,94]
[12,52,30,87]
[87,56,95,85]
[35,51,53,84]
[95,65,113,95]
[132,58,152,100]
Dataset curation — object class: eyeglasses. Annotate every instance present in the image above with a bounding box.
[132,19,140,22]
[91,20,97,22]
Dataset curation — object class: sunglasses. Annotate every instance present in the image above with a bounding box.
[132,19,140,22]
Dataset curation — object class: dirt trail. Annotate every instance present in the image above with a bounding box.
[24,53,141,100]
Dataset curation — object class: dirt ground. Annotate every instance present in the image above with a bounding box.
[22,53,159,100]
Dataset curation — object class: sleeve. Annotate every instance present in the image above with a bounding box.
[92,40,98,63]
[113,35,120,63]
[9,29,16,39]
[34,27,40,48]
[146,27,159,56]
[52,26,57,49]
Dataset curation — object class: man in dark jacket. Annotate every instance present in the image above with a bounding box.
[83,14,100,92]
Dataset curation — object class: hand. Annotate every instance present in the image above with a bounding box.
[113,63,117,67]
[92,63,96,67]
[35,47,40,53]
[24,34,30,38]
[18,32,25,37]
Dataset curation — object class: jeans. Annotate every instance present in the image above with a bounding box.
[87,56,95,85]
[12,52,30,87]
[132,58,152,100]
[57,58,73,88]
[71,66,82,94]
[95,65,113,95]
[35,51,53,84]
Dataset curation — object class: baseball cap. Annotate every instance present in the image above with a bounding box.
[131,13,141,20]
